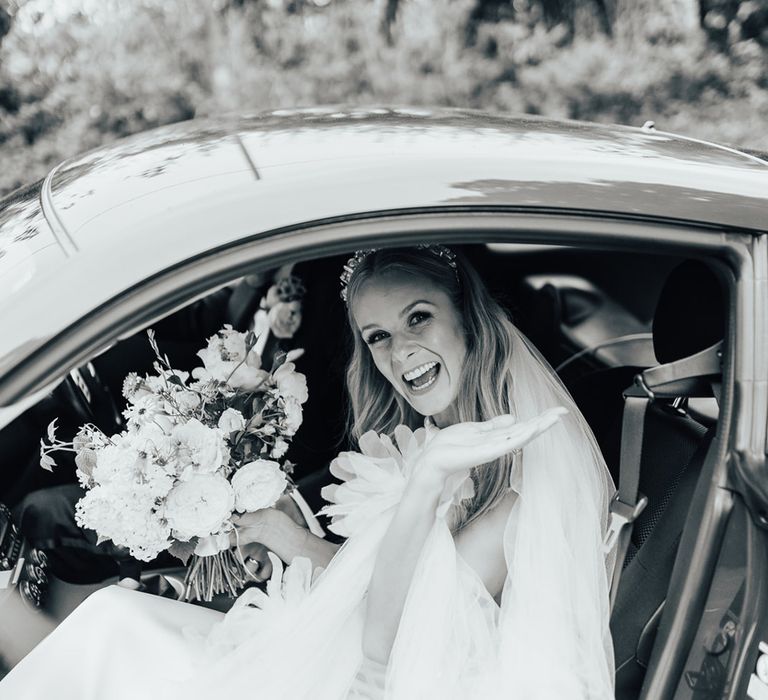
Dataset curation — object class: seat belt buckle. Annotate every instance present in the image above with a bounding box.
[602,493,649,554]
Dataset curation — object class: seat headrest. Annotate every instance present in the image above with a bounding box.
[653,260,725,365]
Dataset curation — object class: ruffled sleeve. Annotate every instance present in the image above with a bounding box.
[319,423,474,537]
[318,425,427,538]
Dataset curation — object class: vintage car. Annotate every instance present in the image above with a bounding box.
[0,107,766,699]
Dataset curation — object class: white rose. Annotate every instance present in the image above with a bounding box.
[231,460,287,512]
[282,398,303,437]
[164,473,235,540]
[173,418,226,474]
[271,437,289,459]
[174,390,201,413]
[274,362,308,404]
[228,364,269,392]
[222,329,247,361]
[197,326,265,388]
[218,408,246,433]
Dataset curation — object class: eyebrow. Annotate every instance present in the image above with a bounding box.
[360,299,436,332]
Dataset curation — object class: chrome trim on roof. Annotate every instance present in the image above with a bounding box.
[41,161,78,256]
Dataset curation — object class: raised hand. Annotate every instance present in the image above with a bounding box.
[417,407,568,481]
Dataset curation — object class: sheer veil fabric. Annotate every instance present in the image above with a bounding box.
[0,325,615,700]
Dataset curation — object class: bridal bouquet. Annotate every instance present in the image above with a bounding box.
[40,325,308,601]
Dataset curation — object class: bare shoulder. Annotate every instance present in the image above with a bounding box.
[453,490,518,599]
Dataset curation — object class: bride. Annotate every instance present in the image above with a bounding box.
[0,246,616,699]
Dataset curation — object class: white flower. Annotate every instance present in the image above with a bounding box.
[231,460,287,512]
[282,398,303,437]
[218,408,246,433]
[174,390,201,413]
[131,423,175,466]
[285,348,304,363]
[75,483,171,561]
[271,437,289,459]
[197,326,267,391]
[273,363,308,404]
[122,372,144,402]
[123,395,164,428]
[92,443,141,485]
[164,473,235,540]
[172,418,227,474]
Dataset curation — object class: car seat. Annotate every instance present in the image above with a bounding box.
[608,260,726,700]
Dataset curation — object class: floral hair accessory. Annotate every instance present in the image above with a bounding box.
[339,244,458,303]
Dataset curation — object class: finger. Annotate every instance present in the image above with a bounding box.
[480,409,564,440]
[541,406,569,420]
[504,413,564,447]
[252,555,273,582]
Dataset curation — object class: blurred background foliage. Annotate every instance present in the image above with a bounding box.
[0,0,767,195]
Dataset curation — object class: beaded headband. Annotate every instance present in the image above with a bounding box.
[339,244,458,303]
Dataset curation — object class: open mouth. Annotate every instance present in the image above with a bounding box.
[403,361,441,392]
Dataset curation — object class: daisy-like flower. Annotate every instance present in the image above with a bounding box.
[123,394,164,428]
[122,372,144,402]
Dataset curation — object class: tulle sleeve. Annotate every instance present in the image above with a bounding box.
[185,426,435,699]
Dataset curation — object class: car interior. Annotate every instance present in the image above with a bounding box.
[0,239,730,698]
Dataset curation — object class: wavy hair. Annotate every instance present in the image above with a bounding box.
[344,247,520,531]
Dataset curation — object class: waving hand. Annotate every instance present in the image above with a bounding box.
[417,406,568,479]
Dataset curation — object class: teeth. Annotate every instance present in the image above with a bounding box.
[411,373,437,392]
[403,362,437,382]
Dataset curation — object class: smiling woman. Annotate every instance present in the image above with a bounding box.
[0,245,617,699]
[351,270,467,426]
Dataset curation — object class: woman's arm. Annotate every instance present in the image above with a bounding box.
[235,507,340,571]
[362,468,444,664]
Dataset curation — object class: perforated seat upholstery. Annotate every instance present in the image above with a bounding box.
[606,260,725,700]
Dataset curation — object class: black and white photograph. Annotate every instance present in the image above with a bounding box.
[0,1,767,698]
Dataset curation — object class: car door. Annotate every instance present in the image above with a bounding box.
[639,233,768,699]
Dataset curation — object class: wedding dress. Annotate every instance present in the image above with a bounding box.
[0,333,616,700]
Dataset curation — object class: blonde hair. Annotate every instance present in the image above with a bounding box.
[344,248,519,531]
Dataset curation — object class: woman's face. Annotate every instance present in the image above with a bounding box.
[351,271,467,426]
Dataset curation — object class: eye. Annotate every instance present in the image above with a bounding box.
[408,310,432,327]
[364,330,389,345]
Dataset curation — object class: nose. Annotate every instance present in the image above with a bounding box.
[391,333,417,366]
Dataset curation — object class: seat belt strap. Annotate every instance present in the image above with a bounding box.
[605,390,650,610]
[641,341,723,398]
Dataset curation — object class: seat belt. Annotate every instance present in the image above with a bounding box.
[604,340,723,611]
[604,387,649,610]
